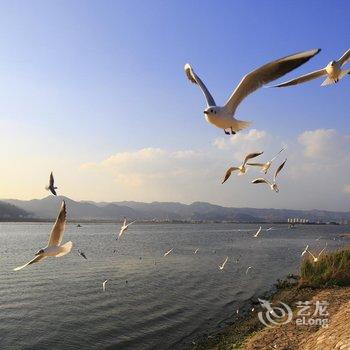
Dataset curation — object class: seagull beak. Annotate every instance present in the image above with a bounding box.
[203,111,209,115]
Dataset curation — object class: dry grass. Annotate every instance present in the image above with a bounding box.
[300,247,350,287]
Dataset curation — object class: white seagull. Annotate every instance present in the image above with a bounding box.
[222,151,264,183]
[14,201,72,271]
[45,171,58,196]
[184,49,320,135]
[247,148,285,174]
[253,226,262,238]
[270,48,350,87]
[246,266,253,274]
[301,245,309,256]
[117,217,136,240]
[218,256,229,270]
[305,245,327,262]
[102,279,108,291]
[163,248,173,257]
[194,248,199,254]
[251,159,287,193]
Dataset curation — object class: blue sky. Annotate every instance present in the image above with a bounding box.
[0,0,349,210]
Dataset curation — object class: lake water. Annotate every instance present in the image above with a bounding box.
[0,222,348,349]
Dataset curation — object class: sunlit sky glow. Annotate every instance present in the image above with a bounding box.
[0,0,349,211]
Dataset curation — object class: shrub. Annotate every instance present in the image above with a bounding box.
[300,247,350,287]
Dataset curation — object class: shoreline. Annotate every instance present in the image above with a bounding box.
[190,281,350,349]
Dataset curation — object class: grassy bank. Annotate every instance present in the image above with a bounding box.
[190,247,350,350]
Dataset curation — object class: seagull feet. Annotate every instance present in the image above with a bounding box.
[230,127,236,135]
[224,129,230,135]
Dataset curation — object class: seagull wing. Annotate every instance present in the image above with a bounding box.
[338,48,350,66]
[222,167,239,184]
[254,226,262,237]
[268,68,326,87]
[247,162,266,167]
[223,49,320,115]
[14,255,46,271]
[318,246,326,257]
[243,152,264,166]
[126,220,136,228]
[49,172,55,187]
[184,63,216,107]
[274,159,287,182]
[252,178,272,186]
[270,148,286,162]
[48,201,67,247]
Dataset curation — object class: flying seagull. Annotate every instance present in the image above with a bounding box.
[304,246,327,262]
[184,49,320,135]
[194,248,199,254]
[117,218,136,240]
[218,256,229,270]
[247,148,285,174]
[251,159,287,193]
[45,172,58,196]
[246,266,253,274]
[222,151,263,183]
[301,244,309,256]
[14,201,72,271]
[163,248,173,257]
[270,48,350,87]
[77,249,87,260]
[253,226,262,238]
[102,279,108,291]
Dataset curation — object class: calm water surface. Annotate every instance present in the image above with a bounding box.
[0,222,348,349]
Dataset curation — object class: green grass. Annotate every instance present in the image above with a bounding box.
[300,247,350,287]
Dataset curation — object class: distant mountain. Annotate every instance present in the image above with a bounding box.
[0,201,30,220]
[2,196,350,223]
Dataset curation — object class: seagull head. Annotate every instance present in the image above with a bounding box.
[203,106,220,117]
[35,248,45,256]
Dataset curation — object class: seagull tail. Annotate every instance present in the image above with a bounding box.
[55,241,73,257]
[234,119,251,132]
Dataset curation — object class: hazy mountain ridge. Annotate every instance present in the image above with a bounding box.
[0,201,31,219]
[2,196,350,223]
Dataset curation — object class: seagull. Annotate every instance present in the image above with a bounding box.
[270,48,350,87]
[163,248,173,257]
[117,217,136,240]
[251,159,287,193]
[218,256,229,270]
[77,249,87,260]
[45,172,58,196]
[194,248,199,254]
[301,245,309,256]
[14,201,72,271]
[253,226,262,238]
[246,266,253,274]
[102,279,108,291]
[266,227,274,231]
[305,245,327,262]
[184,49,320,135]
[222,151,264,183]
[247,148,285,174]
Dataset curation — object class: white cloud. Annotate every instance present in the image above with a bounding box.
[298,129,349,159]
[213,129,277,162]
[78,129,350,210]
